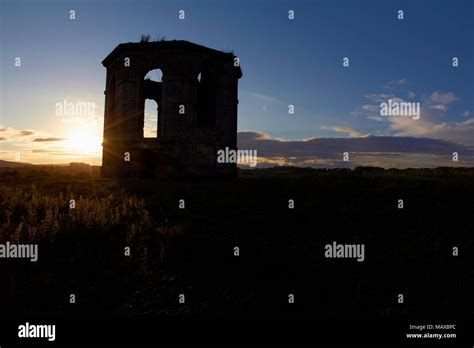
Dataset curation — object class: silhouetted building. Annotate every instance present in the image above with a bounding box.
[101,40,242,177]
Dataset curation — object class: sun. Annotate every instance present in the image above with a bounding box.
[63,128,102,155]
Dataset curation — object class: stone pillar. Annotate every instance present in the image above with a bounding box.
[115,69,142,141]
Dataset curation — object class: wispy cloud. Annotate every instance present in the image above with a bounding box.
[0,127,38,141]
[358,84,471,146]
[18,130,34,136]
[321,126,361,137]
[388,116,474,146]
[33,137,65,142]
[0,125,101,165]
[385,79,407,89]
[429,91,458,104]
[364,93,395,103]
[425,91,458,111]
[245,91,284,105]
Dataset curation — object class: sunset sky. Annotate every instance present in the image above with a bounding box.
[1,0,473,167]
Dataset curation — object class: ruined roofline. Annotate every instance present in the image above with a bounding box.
[101,40,237,67]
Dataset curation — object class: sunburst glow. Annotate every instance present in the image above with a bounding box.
[63,128,102,156]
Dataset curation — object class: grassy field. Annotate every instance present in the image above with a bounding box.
[0,164,473,319]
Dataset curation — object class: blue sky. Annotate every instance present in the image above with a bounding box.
[1,0,473,166]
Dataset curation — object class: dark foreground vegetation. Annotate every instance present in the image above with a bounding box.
[0,164,473,319]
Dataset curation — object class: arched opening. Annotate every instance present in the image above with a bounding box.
[142,68,163,138]
[144,98,158,138]
[144,68,163,82]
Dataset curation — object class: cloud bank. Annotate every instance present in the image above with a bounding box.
[237,131,474,168]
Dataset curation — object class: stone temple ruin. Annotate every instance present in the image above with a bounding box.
[101,40,242,178]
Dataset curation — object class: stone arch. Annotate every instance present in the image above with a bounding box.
[142,68,163,138]
[144,68,163,82]
[144,98,158,138]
